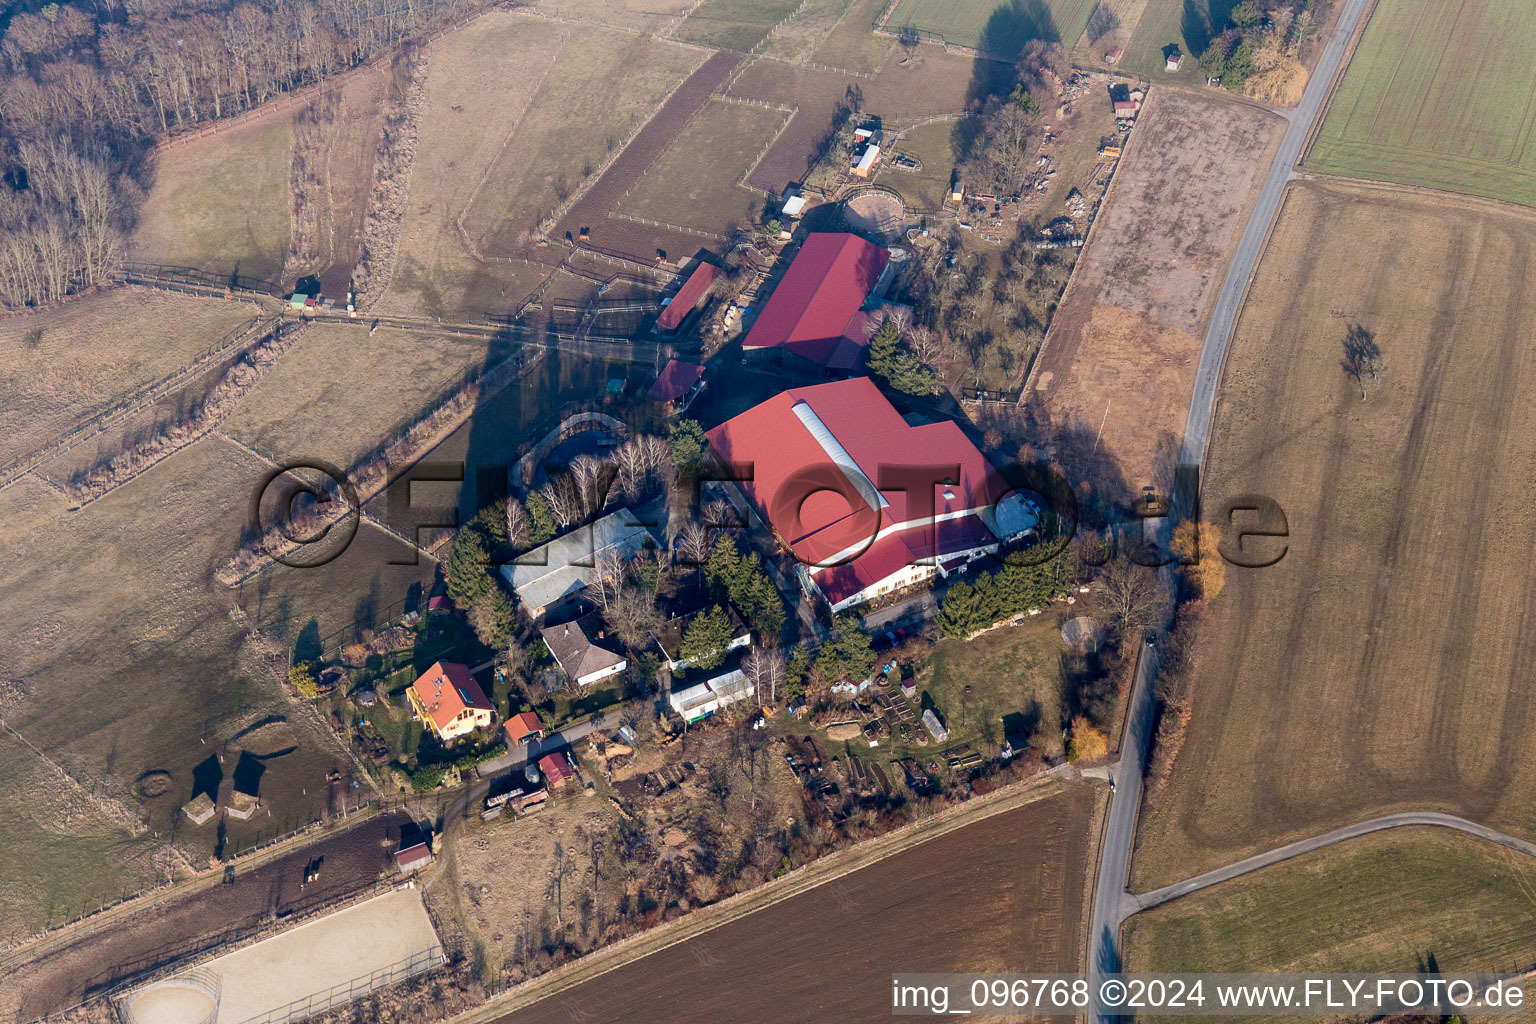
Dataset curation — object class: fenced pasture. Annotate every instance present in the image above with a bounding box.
[617,99,793,236]
[1126,828,1536,979]
[552,51,744,264]
[673,0,806,52]
[375,10,571,319]
[0,287,259,470]
[0,729,162,948]
[460,26,705,259]
[1307,0,1536,208]
[882,0,1097,54]
[0,440,354,889]
[809,0,896,75]
[130,115,294,286]
[758,0,858,64]
[220,324,503,470]
[533,0,698,33]
[1132,180,1536,889]
[725,47,977,193]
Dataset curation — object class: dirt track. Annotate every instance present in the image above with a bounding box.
[1023,89,1284,510]
[0,812,411,1021]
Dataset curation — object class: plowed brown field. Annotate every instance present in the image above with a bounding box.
[494,784,1099,1024]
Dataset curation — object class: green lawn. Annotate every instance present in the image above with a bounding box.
[880,119,960,212]
[1307,0,1536,208]
[1125,828,1536,980]
[1118,0,1239,78]
[883,0,1097,53]
[674,0,805,51]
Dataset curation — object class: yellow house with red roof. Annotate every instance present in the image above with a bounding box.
[406,661,494,742]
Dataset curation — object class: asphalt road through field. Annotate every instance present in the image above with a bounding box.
[1129,812,1536,914]
[1087,0,1373,1018]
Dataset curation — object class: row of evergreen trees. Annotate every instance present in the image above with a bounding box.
[935,551,1074,639]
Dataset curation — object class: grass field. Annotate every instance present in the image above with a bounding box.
[494,783,1101,1024]
[1117,0,1238,78]
[1307,0,1536,208]
[617,99,787,235]
[131,116,294,285]
[0,287,260,468]
[382,10,701,317]
[221,324,503,470]
[1126,828,1536,977]
[810,0,896,75]
[759,0,894,75]
[881,119,960,211]
[0,730,162,941]
[533,0,697,32]
[915,610,1074,758]
[1132,179,1536,888]
[673,0,805,52]
[883,0,1097,53]
[1026,89,1284,511]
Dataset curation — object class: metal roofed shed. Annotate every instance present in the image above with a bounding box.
[780,193,807,217]
[646,359,705,406]
[669,670,755,723]
[656,261,718,333]
[502,509,658,620]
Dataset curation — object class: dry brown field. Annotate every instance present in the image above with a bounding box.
[130,116,294,285]
[1125,828,1536,982]
[1024,88,1283,511]
[533,0,697,34]
[0,288,261,469]
[461,27,704,258]
[1132,179,1536,888]
[492,784,1100,1024]
[725,47,978,194]
[293,70,390,297]
[220,324,502,470]
[0,438,358,897]
[617,99,790,236]
[379,10,702,316]
[0,812,409,1021]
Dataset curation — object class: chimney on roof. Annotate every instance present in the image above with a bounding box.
[564,623,569,635]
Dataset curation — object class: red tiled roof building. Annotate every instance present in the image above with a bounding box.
[706,378,1028,611]
[741,233,889,372]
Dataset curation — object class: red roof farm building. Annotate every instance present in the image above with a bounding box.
[656,261,718,333]
[706,377,1036,612]
[741,233,889,372]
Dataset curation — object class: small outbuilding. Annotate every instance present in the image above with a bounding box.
[1165,50,1184,72]
[646,359,705,414]
[922,708,949,743]
[539,752,577,789]
[395,838,434,874]
[504,711,544,746]
[656,261,718,334]
[182,792,216,826]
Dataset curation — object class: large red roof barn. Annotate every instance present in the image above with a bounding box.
[741,233,889,371]
[706,378,1033,611]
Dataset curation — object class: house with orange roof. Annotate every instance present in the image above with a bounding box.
[406,661,494,743]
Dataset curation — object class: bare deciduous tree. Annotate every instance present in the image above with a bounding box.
[1340,323,1381,399]
[742,646,786,705]
[1098,558,1169,647]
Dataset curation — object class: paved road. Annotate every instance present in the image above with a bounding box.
[1086,0,1372,1018]
[1127,812,1536,917]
